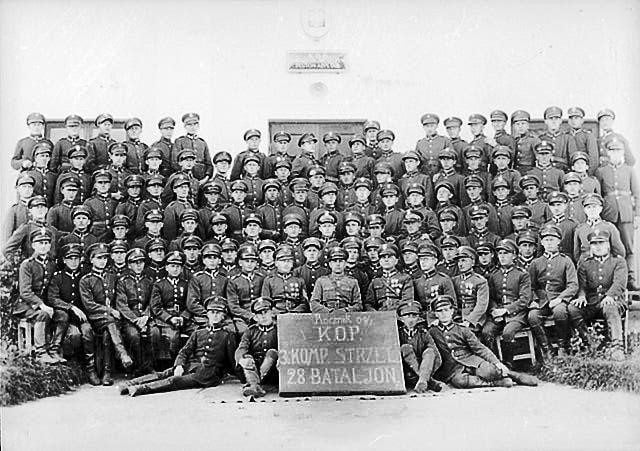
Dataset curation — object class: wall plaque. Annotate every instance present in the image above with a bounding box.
[287,51,346,73]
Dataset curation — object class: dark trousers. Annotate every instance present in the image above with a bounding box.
[448,362,502,388]
[568,301,624,342]
[528,303,570,343]
[122,322,154,374]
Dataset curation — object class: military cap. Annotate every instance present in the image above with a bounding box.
[376,129,395,141]
[298,132,318,147]
[213,151,233,164]
[438,148,457,160]
[510,110,530,122]
[511,205,532,219]
[205,296,227,312]
[177,148,196,161]
[344,211,364,225]
[126,248,146,263]
[202,180,222,194]
[379,243,398,258]
[16,173,36,186]
[397,300,421,316]
[338,162,356,175]
[456,246,477,261]
[492,146,512,160]
[543,106,562,119]
[519,174,540,189]
[58,174,80,190]
[606,139,625,151]
[251,298,273,314]
[182,113,200,125]
[597,109,615,121]
[110,240,129,253]
[402,150,421,162]
[406,183,425,196]
[124,174,144,188]
[108,142,127,155]
[464,174,485,188]
[583,193,604,207]
[238,244,259,260]
[307,165,325,177]
[516,231,538,245]
[107,214,127,228]
[28,195,47,208]
[94,113,113,126]
[323,132,341,143]
[349,134,366,146]
[319,182,339,196]
[539,224,562,240]
[354,177,372,190]
[302,237,323,250]
[381,183,400,197]
[146,238,167,253]
[431,295,455,311]
[258,239,277,252]
[202,243,222,257]
[289,178,310,192]
[327,246,347,261]
[318,211,337,225]
[367,214,386,227]
[403,209,424,223]
[124,118,142,130]
[88,242,110,258]
[165,250,186,265]
[563,171,582,184]
[443,117,463,127]
[402,242,419,255]
[274,159,292,171]
[373,161,394,174]
[241,153,260,167]
[273,131,291,143]
[570,152,589,164]
[547,191,568,204]
[417,243,440,258]
[244,213,263,227]
[61,243,83,259]
[341,236,363,250]
[26,113,45,124]
[420,113,440,125]
[476,242,495,254]
[364,236,385,249]
[144,209,163,222]
[157,117,176,128]
[469,204,489,218]
[221,238,239,251]
[534,140,554,154]
[490,110,508,122]
[363,120,381,131]
[434,180,455,194]
[68,145,88,159]
[567,107,585,118]
[275,244,295,260]
[437,207,458,222]
[180,235,202,250]
[491,176,510,190]
[588,229,610,243]
[211,213,227,224]
[261,179,281,194]
[144,147,163,160]
[243,129,261,141]
[230,180,248,192]
[33,142,52,156]
[180,208,199,223]
[496,239,518,254]
[468,114,487,125]
[171,174,191,189]
[30,227,52,243]
[463,146,482,159]
[283,213,303,227]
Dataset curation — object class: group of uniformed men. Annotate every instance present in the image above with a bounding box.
[5,107,637,397]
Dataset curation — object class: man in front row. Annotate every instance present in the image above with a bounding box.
[429,295,538,388]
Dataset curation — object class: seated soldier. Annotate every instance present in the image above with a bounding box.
[124,297,237,397]
[365,244,414,311]
[310,247,362,313]
[227,244,265,332]
[452,246,489,335]
[569,229,628,361]
[235,299,279,398]
[429,295,538,388]
[397,301,442,393]
[261,244,309,313]
[413,243,456,321]
[293,237,330,297]
[187,243,228,328]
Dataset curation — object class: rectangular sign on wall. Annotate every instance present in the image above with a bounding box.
[287,52,346,73]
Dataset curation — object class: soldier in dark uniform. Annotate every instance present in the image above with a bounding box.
[3,195,59,261]
[378,183,405,237]
[150,117,176,176]
[489,146,521,204]
[220,238,241,277]
[467,205,500,249]
[341,237,369,296]
[432,149,465,205]
[105,142,132,202]
[273,160,293,206]
[258,240,277,277]
[413,243,456,320]
[227,244,266,331]
[235,298,278,398]
[198,181,225,237]
[134,174,164,235]
[84,169,117,238]
[86,113,115,172]
[452,246,489,334]
[121,118,149,174]
[505,205,533,242]
[363,120,381,159]
[429,296,537,388]
[107,240,129,281]
[350,134,375,179]
[415,113,450,176]
[172,113,213,180]
[573,193,625,263]
[467,114,492,171]
[26,143,57,207]
[163,149,200,206]
[142,147,168,182]
[475,242,498,280]
[400,242,422,280]
[570,229,628,361]
[436,236,461,278]
[515,231,538,271]
[207,213,230,245]
[435,192,466,238]
[347,177,376,219]
[462,176,499,233]
[376,129,404,181]
[397,209,432,250]
[80,243,133,385]
[529,140,564,201]
[567,107,599,174]
[280,214,305,266]
[309,182,344,238]
[569,152,600,195]
[58,206,99,262]
[461,146,491,205]
[519,175,552,226]
[528,224,579,359]
[46,174,78,233]
[539,106,577,172]
[397,300,442,392]
[490,110,515,153]
[221,180,254,241]
[306,166,324,210]
[55,145,92,205]
[133,209,164,250]
[231,129,266,181]
[291,133,318,179]
[125,297,236,397]
[337,161,357,208]
[11,113,53,171]
[163,174,194,242]
[264,131,292,179]
[6,174,35,242]
[239,153,263,209]
[180,235,203,279]
[261,244,309,313]
[187,243,228,328]
[293,237,329,297]
[596,108,635,167]
[210,151,233,203]
[319,132,343,183]
[365,244,414,311]
[443,116,468,169]
[399,151,434,208]
[144,238,168,283]
[115,174,144,222]
[310,247,362,313]
[563,172,587,223]
[168,208,202,251]
[510,110,539,175]
[255,179,283,241]
[492,176,515,238]
[545,191,578,257]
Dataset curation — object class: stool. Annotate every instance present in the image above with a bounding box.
[17,319,34,355]
[496,328,537,366]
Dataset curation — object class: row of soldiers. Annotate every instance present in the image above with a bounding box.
[7,107,636,393]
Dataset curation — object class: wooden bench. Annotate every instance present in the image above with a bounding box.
[17,319,34,355]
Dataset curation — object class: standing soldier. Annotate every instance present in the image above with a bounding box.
[319,132,343,183]
[519,175,552,226]
[51,114,87,172]
[172,113,213,180]
[122,118,149,174]
[264,131,292,179]
[256,179,283,241]
[11,113,54,171]
[433,149,465,205]
[47,174,79,233]
[596,108,635,167]
[55,145,92,205]
[84,169,117,238]
[529,141,564,201]
[365,244,414,311]
[58,206,99,260]
[376,130,404,181]
[210,150,233,203]
[349,134,375,179]
[399,151,434,208]
[87,113,116,172]
[573,193,626,263]
[187,243,229,328]
[363,120,382,159]
[413,243,456,320]
[291,133,318,179]
[106,142,132,202]
[151,117,176,177]
[563,172,587,223]
[443,116,468,169]
[490,110,515,152]
[545,191,578,257]
[163,174,195,242]
[452,246,489,334]
[261,245,309,313]
[309,247,362,313]
[415,113,450,176]
[567,107,599,174]
[26,143,57,207]
[226,245,266,330]
[539,106,577,172]
[467,114,492,171]
[6,174,35,241]
[510,110,539,175]
[230,129,266,181]
[293,237,329,297]
[3,195,59,261]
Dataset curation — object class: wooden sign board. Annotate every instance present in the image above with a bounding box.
[277,311,406,396]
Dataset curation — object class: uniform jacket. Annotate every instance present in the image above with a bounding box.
[413,269,456,314]
[187,269,229,323]
[261,272,309,313]
[365,270,414,311]
[529,252,578,308]
[235,323,278,365]
[17,255,56,314]
[577,255,628,306]
[47,268,83,312]
[150,276,190,326]
[227,271,266,323]
[415,135,451,175]
[310,273,362,313]
[11,136,54,170]
[487,265,530,321]
[573,219,626,261]
[596,163,640,223]
[116,270,154,324]
[452,271,489,327]
[87,135,116,172]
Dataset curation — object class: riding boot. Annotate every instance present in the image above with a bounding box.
[129,377,175,397]
[242,368,265,398]
[530,325,552,362]
[259,349,278,383]
[508,371,539,386]
[107,323,133,369]
[48,321,68,363]
[102,330,114,386]
[118,372,162,395]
